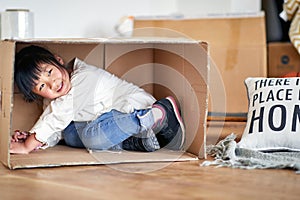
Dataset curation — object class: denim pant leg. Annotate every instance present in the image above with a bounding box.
[79,109,149,150]
[63,121,86,148]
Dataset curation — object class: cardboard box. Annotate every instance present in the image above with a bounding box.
[268,42,300,77]
[0,38,208,169]
[133,12,267,117]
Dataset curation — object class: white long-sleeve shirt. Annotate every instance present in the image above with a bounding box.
[30,58,156,148]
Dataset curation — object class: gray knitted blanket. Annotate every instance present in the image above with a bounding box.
[201,134,300,174]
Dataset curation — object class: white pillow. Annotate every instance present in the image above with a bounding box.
[238,77,300,151]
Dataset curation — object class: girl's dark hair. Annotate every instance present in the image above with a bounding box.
[14,45,65,102]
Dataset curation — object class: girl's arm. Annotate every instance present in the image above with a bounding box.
[10,133,42,154]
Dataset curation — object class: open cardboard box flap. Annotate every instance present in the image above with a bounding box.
[0,38,208,169]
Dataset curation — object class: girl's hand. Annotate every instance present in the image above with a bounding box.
[10,141,28,154]
[11,130,29,142]
[10,133,43,154]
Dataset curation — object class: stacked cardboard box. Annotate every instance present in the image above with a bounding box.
[133,12,267,115]
[268,42,300,77]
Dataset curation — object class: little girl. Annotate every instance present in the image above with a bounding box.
[10,45,185,154]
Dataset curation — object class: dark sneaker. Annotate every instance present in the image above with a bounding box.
[152,96,185,150]
[121,129,160,152]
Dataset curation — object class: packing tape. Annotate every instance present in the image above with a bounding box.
[1,9,34,39]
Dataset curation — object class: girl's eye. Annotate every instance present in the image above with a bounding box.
[39,84,45,91]
[48,69,52,76]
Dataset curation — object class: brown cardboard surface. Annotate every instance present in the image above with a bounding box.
[105,44,155,94]
[0,38,208,169]
[152,45,208,157]
[105,42,208,158]
[133,13,267,115]
[12,94,42,131]
[10,145,197,169]
[206,121,246,145]
[0,41,15,168]
[268,42,300,77]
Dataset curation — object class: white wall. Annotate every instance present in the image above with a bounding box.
[0,0,177,38]
[0,0,261,38]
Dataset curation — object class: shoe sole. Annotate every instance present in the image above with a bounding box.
[165,96,186,149]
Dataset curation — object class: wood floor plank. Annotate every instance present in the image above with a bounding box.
[1,160,299,200]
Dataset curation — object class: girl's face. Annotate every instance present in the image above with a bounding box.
[32,63,71,100]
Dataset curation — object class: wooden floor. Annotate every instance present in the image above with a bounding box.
[1,158,300,200]
[1,121,299,199]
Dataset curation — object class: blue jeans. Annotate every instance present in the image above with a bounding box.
[63,109,150,151]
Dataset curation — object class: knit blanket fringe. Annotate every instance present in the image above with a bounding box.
[201,133,300,174]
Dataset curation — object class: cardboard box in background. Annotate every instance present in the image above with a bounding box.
[133,12,267,118]
[176,0,261,16]
[268,42,300,77]
[0,38,208,169]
